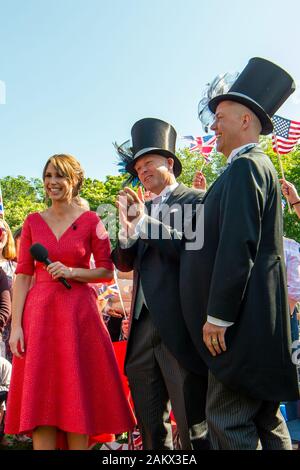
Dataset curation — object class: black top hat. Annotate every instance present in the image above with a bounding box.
[125,118,182,177]
[208,57,296,135]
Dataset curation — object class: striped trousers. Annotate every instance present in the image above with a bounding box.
[125,307,209,450]
[206,372,292,450]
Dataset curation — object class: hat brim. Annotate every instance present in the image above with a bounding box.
[208,93,273,135]
[126,148,182,178]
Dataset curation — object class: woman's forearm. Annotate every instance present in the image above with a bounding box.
[70,268,114,283]
[11,274,32,328]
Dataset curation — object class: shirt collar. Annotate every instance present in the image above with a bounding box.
[227,143,259,164]
[155,181,179,200]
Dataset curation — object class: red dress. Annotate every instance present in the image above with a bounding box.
[5,211,136,439]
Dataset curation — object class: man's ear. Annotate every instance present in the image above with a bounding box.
[167,158,174,171]
[242,113,251,129]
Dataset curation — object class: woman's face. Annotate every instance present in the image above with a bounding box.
[0,220,8,252]
[43,162,72,202]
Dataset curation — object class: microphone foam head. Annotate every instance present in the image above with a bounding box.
[30,243,49,262]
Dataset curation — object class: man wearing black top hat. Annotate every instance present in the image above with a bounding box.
[180,57,300,449]
[112,117,209,450]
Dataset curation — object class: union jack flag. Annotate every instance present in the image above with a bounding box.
[272,115,300,155]
[97,283,119,301]
[182,134,216,160]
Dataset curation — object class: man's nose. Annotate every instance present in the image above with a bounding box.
[140,166,148,176]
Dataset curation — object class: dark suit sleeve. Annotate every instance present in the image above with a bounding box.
[111,241,138,272]
[207,157,268,322]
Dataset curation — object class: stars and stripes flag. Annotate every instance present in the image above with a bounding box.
[182,134,216,162]
[0,184,4,218]
[272,115,300,155]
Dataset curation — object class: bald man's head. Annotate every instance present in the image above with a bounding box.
[211,100,261,158]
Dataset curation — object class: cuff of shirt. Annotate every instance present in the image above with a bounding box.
[207,315,234,327]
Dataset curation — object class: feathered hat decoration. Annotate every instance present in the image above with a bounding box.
[114,140,140,187]
[198,71,239,133]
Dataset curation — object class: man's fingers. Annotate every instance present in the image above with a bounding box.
[127,203,140,220]
[203,332,217,357]
[124,187,141,203]
[137,187,145,202]
[203,322,227,356]
[205,340,217,357]
[117,191,135,207]
[218,333,227,352]
[211,338,222,354]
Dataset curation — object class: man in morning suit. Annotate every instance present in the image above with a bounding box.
[111,117,208,450]
[180,57,300,449]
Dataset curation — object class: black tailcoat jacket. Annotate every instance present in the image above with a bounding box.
[180,149,299,402]
[112,183,207,376]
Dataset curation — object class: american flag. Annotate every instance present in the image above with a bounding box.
[182,134,216,160]
[272,115,300,155]
[0,184,4,218]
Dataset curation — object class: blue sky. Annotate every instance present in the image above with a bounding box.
[0,0,299,181]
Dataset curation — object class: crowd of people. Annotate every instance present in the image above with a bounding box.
[0,56,300,451]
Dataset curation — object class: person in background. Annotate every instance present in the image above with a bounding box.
[0,268,11,358]
[5,153,135,450]
[0,220,16,284]
[13,227,22,262]
[104,271,133,341]
[0,220,16,362]
[283,237,300,352]
[280,179,300,219]
[0,356,12,444]
[192,171,207,191]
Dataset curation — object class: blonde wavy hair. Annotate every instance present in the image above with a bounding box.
[0,219,16,260]
[42,154,85,204]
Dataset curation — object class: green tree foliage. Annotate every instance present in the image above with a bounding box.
[81,175,127,210]
[81,175,126,248]
[177,147,226,187]
[0,176,46,233]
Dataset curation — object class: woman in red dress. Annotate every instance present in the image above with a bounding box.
[5,154,135,450]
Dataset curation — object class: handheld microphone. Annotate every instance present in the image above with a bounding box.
[30,243,72,290]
